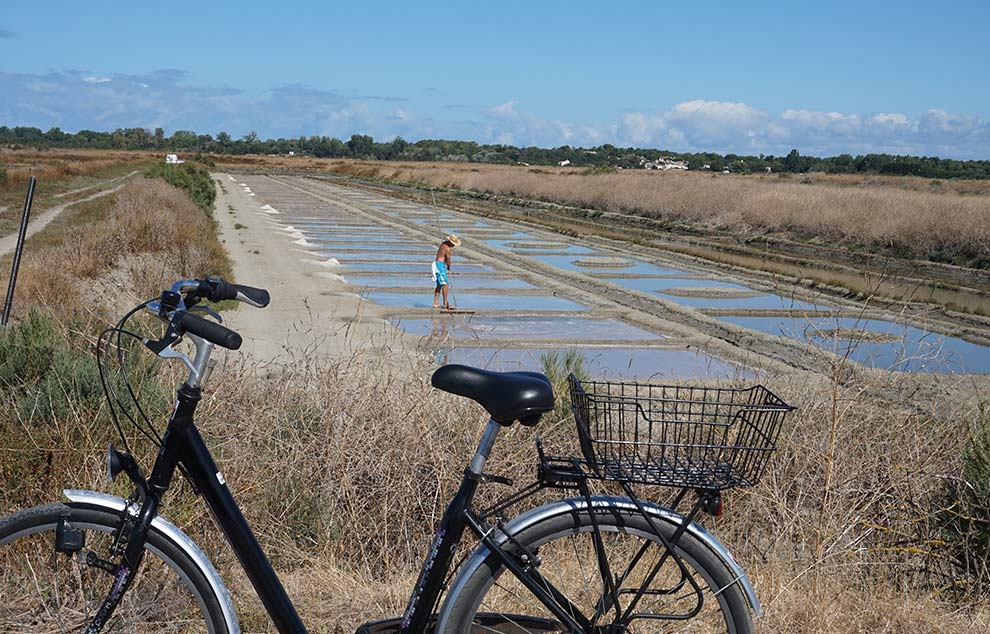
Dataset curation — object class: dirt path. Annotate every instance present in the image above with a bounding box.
[0,178,134,257]
[49,170,139,200]
[212,173,400,365]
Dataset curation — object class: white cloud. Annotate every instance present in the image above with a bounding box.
[0,69,987,159]
[482,100,612,147]
[609,101,989,158]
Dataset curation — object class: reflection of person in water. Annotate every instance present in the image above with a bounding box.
[430,315,451,340]
[430,314,453,366]
[432,346,450,366]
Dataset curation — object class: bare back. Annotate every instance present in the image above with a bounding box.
[436,242,452,265]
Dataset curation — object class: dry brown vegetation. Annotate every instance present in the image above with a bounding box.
[0,177,230,320]
[3,325,988,632]
[340,161,990,266]
[217,155,990,268]
[0,148,151,192]
[2,164,988,632]
[0,148,155,237]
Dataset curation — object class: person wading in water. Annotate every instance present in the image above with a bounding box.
[432,234,461,309]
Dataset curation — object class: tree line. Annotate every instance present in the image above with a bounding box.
[2,125,988,179]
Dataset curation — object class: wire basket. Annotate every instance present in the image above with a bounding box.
[569,375,795,490]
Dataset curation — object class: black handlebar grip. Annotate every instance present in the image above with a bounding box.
[204,276,270,308]
[176,312,242,350]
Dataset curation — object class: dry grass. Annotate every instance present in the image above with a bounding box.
[0,176,230,322]
[0,148,153,190]
[1,165,988,631]
[217,155,990,267]
[0,148,156,238]
[2,326,988,631]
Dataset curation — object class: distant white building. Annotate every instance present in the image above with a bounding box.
[644,156,688,171]
[558,159,571,167]
[164,154,184,165]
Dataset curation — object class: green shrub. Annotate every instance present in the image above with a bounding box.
[0,308,168,427]
[0,162,7,185]
[581,166,618,176]
[540,349,589,423]
[145,162,216,216]
[939,413,990,595]
[0,308,63,388]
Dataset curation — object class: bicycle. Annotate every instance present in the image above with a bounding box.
[0,276,794,633]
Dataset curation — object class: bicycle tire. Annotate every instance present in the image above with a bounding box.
[0,503,231,633]
[441,505,753,633]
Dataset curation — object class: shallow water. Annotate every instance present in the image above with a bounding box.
[325,252,431,262]
[393,315,661,340]
[530,255,694,276]
[344,263,494,273]
[434,347,746,379]
[314,241,431,251]
[483,239,598,255]
[306,233,409,243]
[595,277,832,311]
[364,292,588,311]
[347,275,535,289]
[658,292,827,312]
[314,243,429,253]
[721,315,990,373]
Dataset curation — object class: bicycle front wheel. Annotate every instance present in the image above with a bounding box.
[442,505,753,634]
[0,503,231,633]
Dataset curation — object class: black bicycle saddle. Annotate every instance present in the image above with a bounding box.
[431,364,555,426]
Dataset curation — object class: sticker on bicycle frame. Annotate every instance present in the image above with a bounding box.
[216,472,226,485]
[400,528,445,628]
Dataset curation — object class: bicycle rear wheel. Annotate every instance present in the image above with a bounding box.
[0,503,231,633]
[442,505,753,633]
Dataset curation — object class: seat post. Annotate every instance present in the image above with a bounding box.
[467,418,501,477]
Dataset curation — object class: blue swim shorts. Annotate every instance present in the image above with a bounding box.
[432,261,449,288]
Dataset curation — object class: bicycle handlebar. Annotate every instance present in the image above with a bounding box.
[200,275,270,308]
[146,276,269,354]
[176,312,243,350]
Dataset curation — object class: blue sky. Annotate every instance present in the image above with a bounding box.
[1,1,988,158]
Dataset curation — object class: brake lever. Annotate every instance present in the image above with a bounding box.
[140,307,198,377]
[156,343,198,377]
[189,305,223,323]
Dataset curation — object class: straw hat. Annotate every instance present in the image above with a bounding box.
[445,234,462,247]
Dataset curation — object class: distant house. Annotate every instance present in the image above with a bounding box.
[558,160,571,167]
[164,154,184,165]
[644,156,688,171]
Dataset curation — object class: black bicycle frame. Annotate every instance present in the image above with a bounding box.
[109,382,308,633]
[109,391,610,634]
[396,422,592,634]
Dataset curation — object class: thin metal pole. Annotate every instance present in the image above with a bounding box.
[2,176,37,326]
